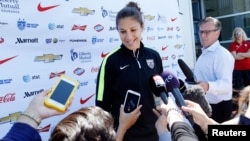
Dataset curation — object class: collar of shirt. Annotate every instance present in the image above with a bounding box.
[202,40,220,53]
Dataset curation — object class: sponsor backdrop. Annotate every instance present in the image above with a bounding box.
[0,0,185,140]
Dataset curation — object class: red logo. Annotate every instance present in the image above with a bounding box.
[167,27,173,31]
[0,93,15,103]
[37,124,51,132]
[101,52,109,58]
[171,17,177,22]
[80,93,95,104]
[37,3,59,12]
[72,24,87,31]
[49,71,65,79]
[0,37,4,44]
[0,56,17,65]
[94,24,104,32]
[162,45,168,51]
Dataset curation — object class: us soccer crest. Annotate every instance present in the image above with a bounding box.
[146,59,154,69]
[17,19,26,30]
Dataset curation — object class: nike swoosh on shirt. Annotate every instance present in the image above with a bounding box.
[37,3,59,12]
[0,56,17,65]
[80,93,95,104]
[120,65,129,70]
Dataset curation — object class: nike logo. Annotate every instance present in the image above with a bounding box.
[162,45,168,51]
[171,17,177,22]
[37,3,59,12]
[36,124,51,132]
[0,56,17,65]
[0,37,4,43]
[120,65,129,70]
[101,52,109,58]
[80,93,95,104]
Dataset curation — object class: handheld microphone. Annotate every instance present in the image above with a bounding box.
[160,71,186,108]
[149,74,168,104]
[177,59,197,84]
[178,79,187,93]
[161,70,195,126]
[183,84,212,117]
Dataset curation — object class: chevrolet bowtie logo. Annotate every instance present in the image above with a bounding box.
[34,54,63,63]
[72,7,95,16]
[0,112,21,124]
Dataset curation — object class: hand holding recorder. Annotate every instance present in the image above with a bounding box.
[44,75,79,112]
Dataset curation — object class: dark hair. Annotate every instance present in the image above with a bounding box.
[116,1,143,29]
[199,16,222,31]
[49,106,116,141]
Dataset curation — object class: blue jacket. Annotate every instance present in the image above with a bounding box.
[0,122,41,141]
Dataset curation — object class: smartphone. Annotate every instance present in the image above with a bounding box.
[123,90,141,113]
[44,75,79,112]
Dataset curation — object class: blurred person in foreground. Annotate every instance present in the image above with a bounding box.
[153,97,199,141]
[0,89,142,141]
[194,16,235,123]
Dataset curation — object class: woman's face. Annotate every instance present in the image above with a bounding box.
[117,17,143,51]
[234,29,242,40]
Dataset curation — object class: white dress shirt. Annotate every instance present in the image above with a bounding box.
[194,40,235,104]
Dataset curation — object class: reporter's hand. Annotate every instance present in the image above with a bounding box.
[119,105,142,131]
[153,108,168,135]
[116,105,142,141]
[181,100,209,126]
[25,89,72,121]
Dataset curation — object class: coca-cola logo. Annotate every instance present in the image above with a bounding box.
[0,93,15,103]
[91,66,99,73]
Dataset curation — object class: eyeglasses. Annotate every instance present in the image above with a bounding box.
[234,32,241,36]
[199,29,218,35]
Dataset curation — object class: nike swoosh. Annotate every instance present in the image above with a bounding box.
[0,37,4,43]
[36,124,51,132]
[162,46,168,51]
[0,56,17,65]
[101,52,109,58]
[80,93,95,104]
[171,17,177,22]
[120,65,129,70]
[37,3,59,12]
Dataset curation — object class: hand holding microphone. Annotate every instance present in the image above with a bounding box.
[160,70,196,125]
[182,84,212,117]
[149,74,168,105]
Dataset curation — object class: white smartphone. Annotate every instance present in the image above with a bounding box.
[123,90,141,113]
[44,75,79,112]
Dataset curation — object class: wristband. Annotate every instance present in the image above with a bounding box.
[166,108,181,117]
[22,111,41,125]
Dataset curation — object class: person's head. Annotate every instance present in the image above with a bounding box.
[49,106,116,141]
[231,27,248,42]
[198,16,221,48]
[116,1,144,51]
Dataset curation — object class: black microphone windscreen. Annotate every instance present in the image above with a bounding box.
[183,84,212,117]
[178,59,196,84]
[178,79,186,93]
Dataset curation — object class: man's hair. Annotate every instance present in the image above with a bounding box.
[199,16,222,31]
[49,106,116,141]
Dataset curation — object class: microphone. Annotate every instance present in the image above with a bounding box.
[177,59,197,84]
[162,71,209,141]
[160,71,186,108]
[183,84,212,117]
[178,79,187,93]
[149,74,168,104]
